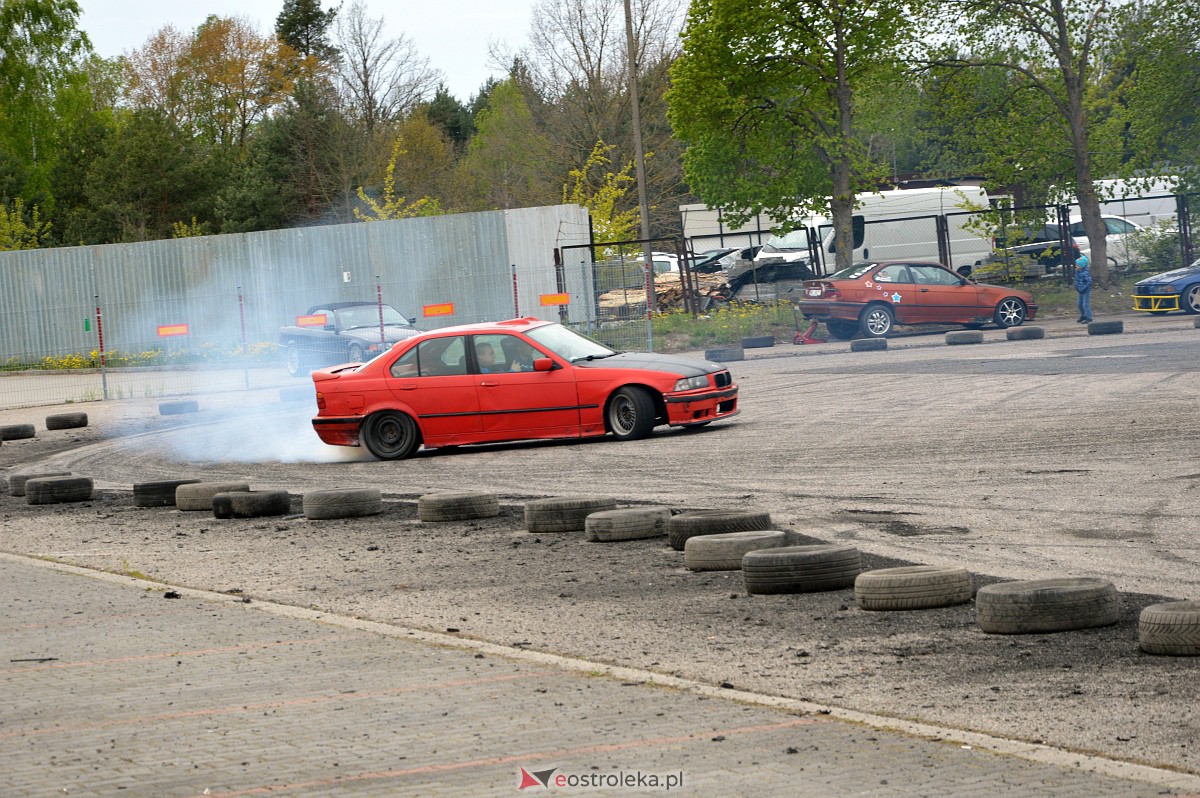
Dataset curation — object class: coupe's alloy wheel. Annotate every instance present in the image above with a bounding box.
[1184,285,1200,314]
[994,298,1027,328]
[607,387,656,440]
[859,305,894,338]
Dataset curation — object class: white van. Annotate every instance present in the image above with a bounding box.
[753,186,992,275]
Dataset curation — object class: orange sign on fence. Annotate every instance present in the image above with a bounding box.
[156,324,189,337]
[296,313,328,327]
[539,293,570,306]
[423,303,455,317]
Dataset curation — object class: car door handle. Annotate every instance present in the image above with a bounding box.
[479,380,499,387]
[919,288,930,292]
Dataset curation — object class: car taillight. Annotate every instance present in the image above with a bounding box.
[316,391,326,410]
[825,284,841,298]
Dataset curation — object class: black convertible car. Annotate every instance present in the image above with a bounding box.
[279,301,419,377]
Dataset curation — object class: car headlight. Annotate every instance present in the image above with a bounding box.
[674,375,710,392]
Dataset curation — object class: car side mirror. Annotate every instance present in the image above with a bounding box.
[532,357,555,372]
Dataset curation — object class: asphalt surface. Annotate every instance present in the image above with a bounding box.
[3,310,1200,796]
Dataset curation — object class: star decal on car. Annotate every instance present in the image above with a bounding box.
[891,293,902,303]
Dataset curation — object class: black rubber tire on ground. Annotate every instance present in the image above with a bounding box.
[1006,326,1045,341]
[850,338,888,352]
[824,320,858,341]
[45,412,88,430]
[667,509,773,552]
[303,488,384,520]
[212,490,292,519]
[854,565,974,611]
[742,544,862,595]
[704,347,744,362]
[859,303,894,338]
[945,330,984,346]
[8,470,71,496]
[133,479,202,508]
[1139,600,1200,656]
[175,481,251,511]
[584,506,672,542]
[360,410,421,460]
[159,400,200,416]
[25,475,94,504]
[525,496,618,533]
[1087,320,1124,336]
[993,297,1028,328]
[683,530,787,571]
[418,491,500,522]
[741,335,775,349]
[606,386,657,441]
[975,577,1119,634]
[0,423,36,440]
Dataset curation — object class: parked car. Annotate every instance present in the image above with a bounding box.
[689,245,761,274]
[1068,214,1144,271]
[280,301,419,377]
[1132,258,1200,314]
[798,260,1037,339]
[309,317,740,459]
[992,222,1083,271]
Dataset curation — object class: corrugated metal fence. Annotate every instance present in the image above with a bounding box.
[0,205,610,409]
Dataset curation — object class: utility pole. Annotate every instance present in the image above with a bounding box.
[623,0,654,320]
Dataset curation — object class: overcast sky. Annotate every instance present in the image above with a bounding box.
[78,0,531,102]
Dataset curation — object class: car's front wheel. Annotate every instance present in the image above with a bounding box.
[994,297,1027,328]
[347,343,365,362]
[361,411,421,460]
[285,343,308,377]
[858,304,894,338]
[607,387,656,440]
[1182,285,1200,314]
[825,319,858,340]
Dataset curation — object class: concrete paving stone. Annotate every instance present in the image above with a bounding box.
[0,555,1190,798]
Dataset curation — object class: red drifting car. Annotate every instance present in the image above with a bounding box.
[311,317,740,459]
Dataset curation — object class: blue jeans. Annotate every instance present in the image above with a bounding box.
[1077,289,1092,320]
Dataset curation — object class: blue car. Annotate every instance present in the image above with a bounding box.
[1133,259,1200,314]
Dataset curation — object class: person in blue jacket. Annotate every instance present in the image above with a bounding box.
[1074,253,1092,323]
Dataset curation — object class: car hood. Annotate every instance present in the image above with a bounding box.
[343,325,419,344]
[1136,266,1200,286]
[574,352,721,377]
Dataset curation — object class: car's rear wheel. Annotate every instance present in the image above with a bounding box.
[285,343,309,377]
[1182,285,1200,314]
[858,304,894,338]
[348,342,365,362]
[361,411,420,460]
[607,386,656,441]
[994,297,1027,328]
[825,319,857,340]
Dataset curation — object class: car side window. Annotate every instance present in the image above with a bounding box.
[875,264,911,283]
[389,346,418,377]
[405,337,467,376]
[911,265,959,285]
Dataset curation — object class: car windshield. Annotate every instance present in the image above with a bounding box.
[827,263,876,279]
[337,305,411,329]
[763,229,809,251]
[526,323,616,361]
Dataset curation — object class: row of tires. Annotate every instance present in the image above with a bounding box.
[6,474,1197,656]
[705,320,1129,361]
[525,498,1200,657]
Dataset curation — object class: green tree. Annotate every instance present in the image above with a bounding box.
[458,79,554,210]
[0,196,49,249]
[0,0,90,203]
[928,0,1126,283]
[275,0,338,62]
[354,136,443,220]
[563,140,639,246]
[667,0,913,271]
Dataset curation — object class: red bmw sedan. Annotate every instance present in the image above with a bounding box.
[311,317,739,459]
